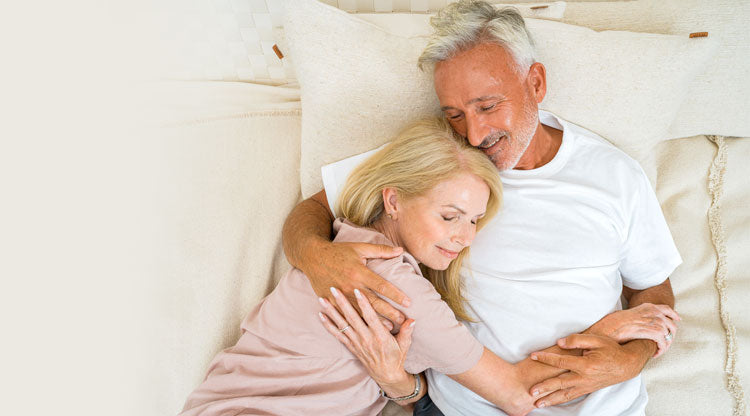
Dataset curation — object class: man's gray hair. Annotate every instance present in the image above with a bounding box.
[418,0,536,74]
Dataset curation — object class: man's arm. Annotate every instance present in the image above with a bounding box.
[281,190,410,325]
[527,278,678,408]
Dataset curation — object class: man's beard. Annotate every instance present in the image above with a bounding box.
[479,103,538,171]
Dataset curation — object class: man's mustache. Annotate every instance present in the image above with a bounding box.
[478,131,509,149]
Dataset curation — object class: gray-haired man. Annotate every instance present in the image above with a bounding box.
[282,1,681,414]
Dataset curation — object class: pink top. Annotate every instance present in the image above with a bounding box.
[180,219,483,416]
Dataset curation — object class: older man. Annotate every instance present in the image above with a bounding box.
[281,1,681,414]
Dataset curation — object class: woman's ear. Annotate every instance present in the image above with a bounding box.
[382,187,399,220]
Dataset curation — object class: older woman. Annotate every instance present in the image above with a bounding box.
[179,118,676,416]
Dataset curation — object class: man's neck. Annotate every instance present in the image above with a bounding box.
[514,122,563,170]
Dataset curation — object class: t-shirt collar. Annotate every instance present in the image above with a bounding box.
[499,110,572,180]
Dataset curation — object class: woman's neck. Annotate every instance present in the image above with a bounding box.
[371,216,404,249]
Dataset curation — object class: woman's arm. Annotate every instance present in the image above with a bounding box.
[282,190,410,326]
[319,287,544,415]
[318,288,425,409]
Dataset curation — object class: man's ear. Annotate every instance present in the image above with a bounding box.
[527,62,547,103]
[382,187,400,217]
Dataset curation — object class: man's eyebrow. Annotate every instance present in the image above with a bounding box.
[440,95,504,111]
[442,204,467,214]
[467,95,503,105]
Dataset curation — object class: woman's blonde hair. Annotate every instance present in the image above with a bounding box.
[336,117,502,321]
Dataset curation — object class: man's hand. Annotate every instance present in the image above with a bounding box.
[587,303,680,358]
[529,334,649,408]
[307,240,411,328]
[282,190,411,328]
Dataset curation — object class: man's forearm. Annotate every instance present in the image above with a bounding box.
[282,193,334,269]
[624,279,675,309]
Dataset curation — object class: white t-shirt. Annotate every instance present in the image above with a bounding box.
[321,111,682,415]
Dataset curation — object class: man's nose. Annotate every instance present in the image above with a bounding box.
[465,115,487,147]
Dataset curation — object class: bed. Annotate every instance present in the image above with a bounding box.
[145,1,750,414]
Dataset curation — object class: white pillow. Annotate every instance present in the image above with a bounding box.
[284,0,716,197]
[563,0,750,139]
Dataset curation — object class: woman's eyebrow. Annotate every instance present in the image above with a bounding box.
[441,204,466,214]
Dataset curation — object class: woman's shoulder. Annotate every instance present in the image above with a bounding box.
[332,218,435,293]
[332,218,393,246]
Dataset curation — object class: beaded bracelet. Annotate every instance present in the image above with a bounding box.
[380,373,421,401]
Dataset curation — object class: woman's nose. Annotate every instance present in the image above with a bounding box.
[451,223,475,247]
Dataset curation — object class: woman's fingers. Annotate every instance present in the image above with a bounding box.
[394,319,415,354]
[653,304,681,322]
[658,314,678,337]
[318,296,362,344]
[330,287,372,341]
[318,296,348,330]
[318,311,362,358]
[354,288,392,338]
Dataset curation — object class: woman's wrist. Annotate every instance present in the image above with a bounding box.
[378,371,416,399]
[380,373,427,407]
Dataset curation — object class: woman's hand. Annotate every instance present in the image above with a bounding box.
[318,286,419,401]
[587,303,680,358]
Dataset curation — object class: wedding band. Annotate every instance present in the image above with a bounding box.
[339,325,351,333]
[665,332,673,342]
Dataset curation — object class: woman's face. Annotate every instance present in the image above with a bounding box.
[393,172,490,270]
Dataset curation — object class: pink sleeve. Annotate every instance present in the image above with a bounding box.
[372,259,483,375]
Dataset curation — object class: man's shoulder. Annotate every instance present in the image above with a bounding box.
[564,120,644,178]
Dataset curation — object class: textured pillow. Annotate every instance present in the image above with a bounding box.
[284,0,716,197]
[563,0,750,139]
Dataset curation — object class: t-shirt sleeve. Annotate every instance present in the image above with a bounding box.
[372,260,484,375]
[321,144,387,214]
[619,166,682,289]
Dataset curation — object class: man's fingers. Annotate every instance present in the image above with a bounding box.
[365,288,406,325]
[359,267,411,308]
[380,318,394,332]
[557,333,609,350]
[535,387,585,408]
[351,242,404,260]
[530,373,577,399]
[529,351,582,372]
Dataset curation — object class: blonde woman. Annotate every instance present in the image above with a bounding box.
[179,118,672,416]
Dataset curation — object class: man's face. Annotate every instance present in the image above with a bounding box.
[434,42,540,171]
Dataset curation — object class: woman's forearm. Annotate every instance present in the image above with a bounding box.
[448,348,536,416]
[448,346,580,416]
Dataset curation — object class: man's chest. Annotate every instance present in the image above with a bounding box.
[469,182,627,276]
